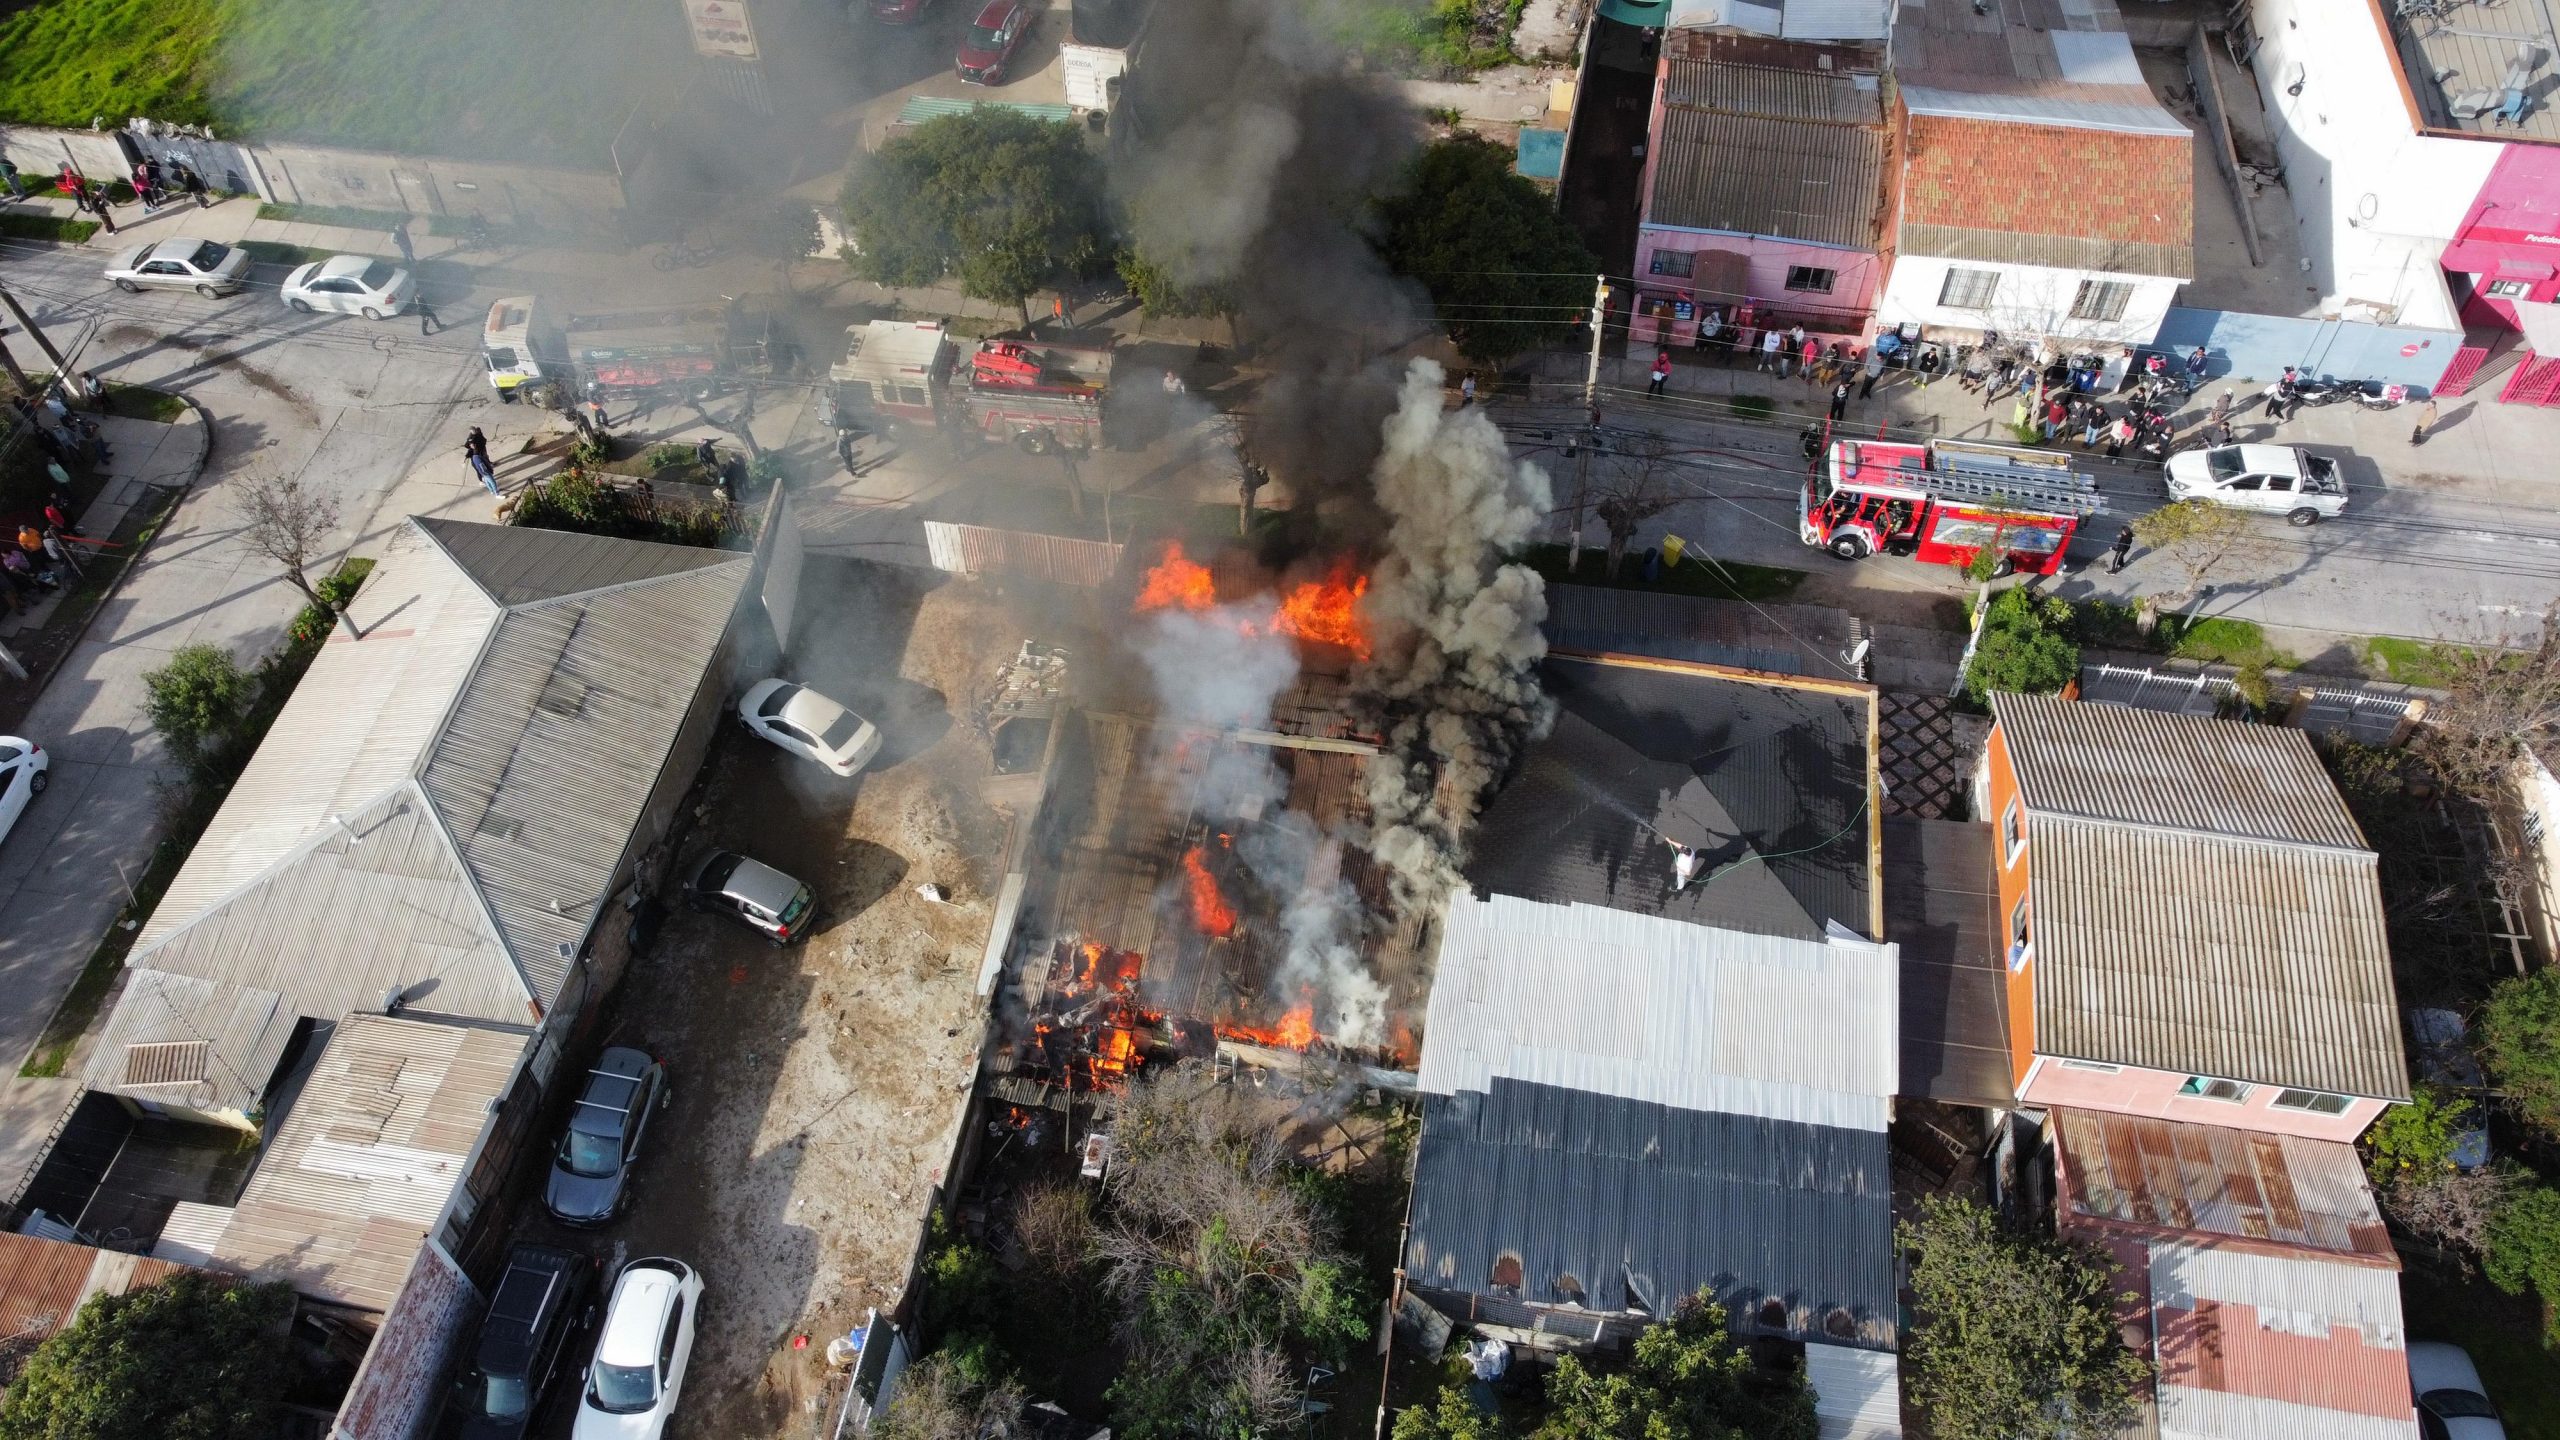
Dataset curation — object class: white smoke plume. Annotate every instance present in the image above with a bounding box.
[1136,600,1299,732]
[1357,359,1556,912]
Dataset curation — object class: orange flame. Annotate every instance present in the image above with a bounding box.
[1136,543,1216,612]
[1272,561,1371,660]
[1217,1003,1318,1051]
[1182,846,1237,938]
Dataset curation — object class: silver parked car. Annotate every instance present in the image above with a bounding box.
[103,238,251,297]
[2163,442,2349,526]
[681,849,816,945]
[2409,1341,2506,1440]
[281,254,415,319]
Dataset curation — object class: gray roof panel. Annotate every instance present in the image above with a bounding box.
[1648,106,1887,251]
[1404,1079,1897,1347]
[417,515,739,608]
[1659,59,1884,122]
[1992,692,2365,849]
[1542,585,1865,680]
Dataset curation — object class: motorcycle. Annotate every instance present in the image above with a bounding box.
[2272,376,2407,411]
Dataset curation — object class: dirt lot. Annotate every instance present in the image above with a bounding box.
[528,559,1047,1440]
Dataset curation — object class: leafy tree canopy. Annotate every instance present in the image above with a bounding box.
[1963,587,2080,707]
[2486,1181,2560,1344]
[2483,966,2560,1146]
[1900,1195,2148,1440]
[1533,1292,1815,1440]
[143,642,253,774]
[840,111,1112,314]
[1376,135,1597,365]
[1117,246,1237,321]
[0,1272,295,1440]
[2363,1082,2469,1183]
[1393,1383,1510,1440]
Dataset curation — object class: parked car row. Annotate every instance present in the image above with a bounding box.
[447,1246,702,1440]
[104,238,416,322]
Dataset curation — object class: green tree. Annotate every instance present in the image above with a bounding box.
[1117,247,1236,322]
[1532,1291,1815,1440]
[2485,1182,2560,1344]
[144,643,253,775]
[2129,499,2272,613]
[0,1272,294,1440]
[1963,587,2080,706]
[840,111,1111,325]
[1377,135,1598,365]
[2483,966,2560,1144]
[1900,1195,2148,1440]
[1393,1384,1510,1440]
[2362,1082,2467,1183]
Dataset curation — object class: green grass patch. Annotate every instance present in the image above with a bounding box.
[2362,634,2462,686]
[0,0,685,163]
[0,211,98,244]
[253,201,407,232]
[2161,615,2294,670]
[1520,541,1805,602]
[1340,0,1526,75]
[99,384,184,422]
[237,239,330,269]
[2400,1263,2560,1439]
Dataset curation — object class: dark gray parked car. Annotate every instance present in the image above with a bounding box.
[682,849,816,944]
[449,1243,596,1440]
[543,1047,665,1227]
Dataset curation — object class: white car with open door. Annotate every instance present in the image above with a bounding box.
[737,679,883,777]
[571,1258,701,1440]
[0,738,48,845]
[2163,442,2349,526]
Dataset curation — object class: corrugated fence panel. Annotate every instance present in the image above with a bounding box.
[922,522,1123,588]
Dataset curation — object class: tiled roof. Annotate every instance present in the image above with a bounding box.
[1899,115,2194,278]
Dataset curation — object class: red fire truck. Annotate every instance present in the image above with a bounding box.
[826,320,1112,451]
[1800,437,2103,578]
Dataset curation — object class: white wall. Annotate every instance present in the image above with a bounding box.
[1877,252,2184,347]
[2243,0,2499,327]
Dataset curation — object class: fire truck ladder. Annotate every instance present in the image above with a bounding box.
[1898,452,2106,517]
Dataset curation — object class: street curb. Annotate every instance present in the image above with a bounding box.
[14,395,211,701]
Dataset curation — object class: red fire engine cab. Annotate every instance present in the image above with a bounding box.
[1801,437,2103,578]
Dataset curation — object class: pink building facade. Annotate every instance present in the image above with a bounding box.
[1632,230,1888,349]
[2018,1056,2388,1144]
[2441,141,2560,328]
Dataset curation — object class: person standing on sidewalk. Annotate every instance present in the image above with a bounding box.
[392,220,415,265]
[1799,334,1820,385]
[1760,328,1782,374]
[2410,398,2439,446]
[415,296,440,336]
[90,186,114,235]
[2106,524,2135,574]
[1828,379,1851,422]
[1460,372,1477,406]
[1917,344,1940,388]
[1647,352,1671,396]
[1859,345,1885,400]
[179,164,209,208]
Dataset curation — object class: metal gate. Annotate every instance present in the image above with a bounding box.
[2501,351,2560,406]
[2437,343,2491,397]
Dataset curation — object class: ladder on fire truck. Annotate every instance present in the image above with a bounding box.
[1859,443,2107,518]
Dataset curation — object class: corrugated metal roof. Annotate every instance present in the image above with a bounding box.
[0,1233,208,1344]
[1890,0,2187,135]
[1898,84,2190,136]
[1660,59,1883,122]
[1883,817,2013,1106]
[1807,1345,1902,1439]
[1649,106,1885,250]
[201,1015,521,1311]
[1992,693,2366,849]
[1422,892,1897,1131]
[332,1239,479,1440]
[2149,1241,2420,1438]
[100,518,749,1112]
[1469,657,1876,941]
[1405,1079,1897,1347]
[1781,0,1891,41]
[86,971,294,1116]
[1543,586,1866,679]
[417,516,739,608]
[1897,221,2194,280]
[2033,818,2407,1099]
[2055,1110,2392,1262]
[421,561,748,999]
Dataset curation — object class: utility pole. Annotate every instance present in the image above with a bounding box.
[0,287,66,383]
[1566,272,1607,409]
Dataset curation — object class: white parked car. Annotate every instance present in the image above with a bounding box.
[572,1258,701,1440]
[0,738,47,844]
[2163,442,2349,526]
[103,238,250,297]
[2408,1341,2506,1440]
[738,679,882,777]
[281,255,415,320]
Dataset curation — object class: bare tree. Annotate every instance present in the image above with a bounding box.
[2129,499,2274,621]
[1010,1179,1093,1279]
[234,474,353,636]
[1592,430,1680,579]
[2419,603,2560,803]
[2382,1169,2510,1265]
[869,1351,1025,1440]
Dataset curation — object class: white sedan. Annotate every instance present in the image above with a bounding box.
[0,738,46,844]
[738,679,882,777]
[2163,442,2349,526]
[281,255,415,320]
[572,1258,701,1440]
[102,238,250,298]
[2408,1341,2507,1440]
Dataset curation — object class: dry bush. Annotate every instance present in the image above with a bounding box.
[1011,1180,1094,1279]
[2383,1169,2509,1262]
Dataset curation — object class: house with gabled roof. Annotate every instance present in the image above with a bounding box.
[1979,692,2409,1141]
[88,515,754,1130]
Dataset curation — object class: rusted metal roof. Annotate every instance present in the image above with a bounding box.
[0,1232,208,1345]
[1992,693,2365,849]
[332,1239,480,1440]
[2148,1241,2420,1440]
[2054,1109,2394,1263]
[1660,59,1883,122]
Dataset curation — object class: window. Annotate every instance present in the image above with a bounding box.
[1938,267,2001,309]
[1785,265,1836,294]
[2069,279,2136,322]
[2001,801,2023,864]
[2488,277,2534,298]
[2178,1075,2252,1103]
[2271,1088,2352,1115]
[2006,893,2031,971]
[1648,248,1694,278]
[2060,1059,2122,1073]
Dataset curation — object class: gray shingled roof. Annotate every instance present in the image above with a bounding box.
[1467,657,1875,940]
[1404,1079,1896,1348]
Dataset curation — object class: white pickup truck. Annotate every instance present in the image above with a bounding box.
[2163,443,2349,526]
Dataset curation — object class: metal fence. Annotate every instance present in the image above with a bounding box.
[922,521,1125,588]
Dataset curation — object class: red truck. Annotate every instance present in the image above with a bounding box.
[826,320,1111,451]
